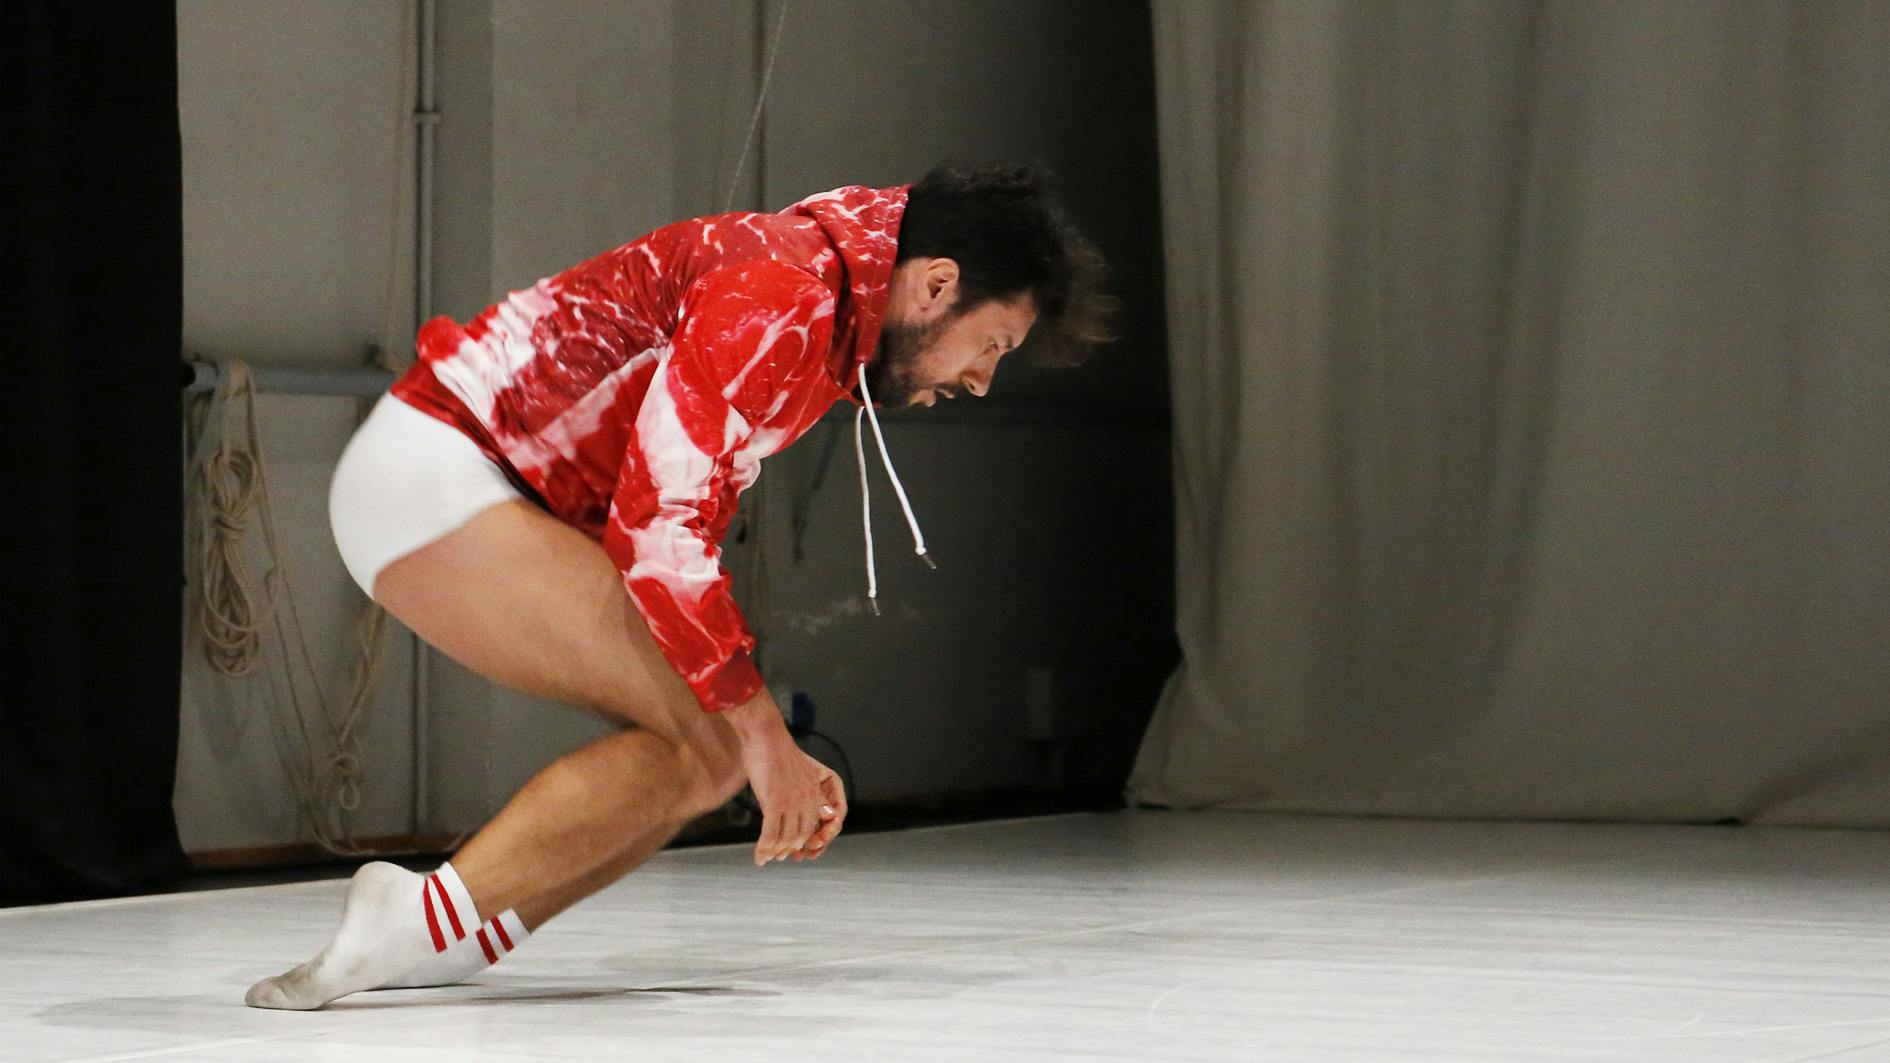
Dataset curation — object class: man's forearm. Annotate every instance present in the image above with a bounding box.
[719,688,784,743]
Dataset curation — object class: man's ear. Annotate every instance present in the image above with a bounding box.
[922,258,960,309]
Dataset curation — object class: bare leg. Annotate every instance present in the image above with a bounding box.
[370,499,751,930]
[450,726,699,929]
[241,499,744,1009]
[523,813,681,927]
[498,735,714,930]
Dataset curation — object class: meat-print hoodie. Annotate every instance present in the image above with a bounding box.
[388,184,930,714]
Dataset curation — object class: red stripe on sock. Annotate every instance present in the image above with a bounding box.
[476,928,499,965]
[422,884,447,952]
[492,919,514,951]
[430,874,466,940]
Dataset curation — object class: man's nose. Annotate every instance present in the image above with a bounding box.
[965,373,991,397]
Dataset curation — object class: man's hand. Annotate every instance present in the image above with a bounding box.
[723,692,847,865]
[787,751,846,861]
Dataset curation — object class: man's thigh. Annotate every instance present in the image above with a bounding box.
[369,498,737,759]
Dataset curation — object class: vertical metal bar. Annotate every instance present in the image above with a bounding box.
[417,0,437,326]
[411,0,439,837]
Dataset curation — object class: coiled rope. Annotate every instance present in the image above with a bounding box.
[187,360,389,856]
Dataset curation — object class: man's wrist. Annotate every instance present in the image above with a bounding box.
[721,690,782,739]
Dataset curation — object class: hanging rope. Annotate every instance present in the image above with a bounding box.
[722,0,794,671]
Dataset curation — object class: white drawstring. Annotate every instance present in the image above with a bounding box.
[854,366,936,616]
[853,403,879,614]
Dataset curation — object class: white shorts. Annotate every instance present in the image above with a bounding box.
[328,391,527,598]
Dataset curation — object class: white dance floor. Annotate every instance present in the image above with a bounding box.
[6,810,1890,1061]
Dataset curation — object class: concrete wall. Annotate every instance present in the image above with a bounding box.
[174,0,1168,853]
[174,0,417,850]
[747,0,1173,800]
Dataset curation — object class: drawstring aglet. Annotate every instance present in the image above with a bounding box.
[917,549,938,570]
[867,595,882,616]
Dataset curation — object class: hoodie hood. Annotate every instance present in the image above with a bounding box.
[779,182,934,611]
[778,184,910,407]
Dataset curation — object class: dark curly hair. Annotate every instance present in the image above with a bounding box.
[895,161,1118,369]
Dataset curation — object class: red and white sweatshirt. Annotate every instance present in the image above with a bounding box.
[389,184,931,714]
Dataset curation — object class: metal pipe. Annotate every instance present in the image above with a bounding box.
[179,358,395,397]
[416,0,438,331]
[410,0,438,837]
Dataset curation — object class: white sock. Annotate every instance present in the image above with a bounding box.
[375,907,531,988]
[244,860,484,1010]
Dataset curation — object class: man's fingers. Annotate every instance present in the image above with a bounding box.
[760,806,841,864]
[774,809,804,861]
[782,801,842,862]
[799,808,845,858]
[811,817,842,849]
[821,776,848,820]
[755,813,782,866]
[771,813,792,861]
[760,782,847,865]
[818,782,847,850]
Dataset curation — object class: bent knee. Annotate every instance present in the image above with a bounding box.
[675,735,747,815]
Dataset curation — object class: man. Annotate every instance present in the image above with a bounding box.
[246,162,1114,1009]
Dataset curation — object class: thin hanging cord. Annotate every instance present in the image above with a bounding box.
[722,0,791,669]
[855,367,936,569]
[722,0,791,214]
[854,406,878,614]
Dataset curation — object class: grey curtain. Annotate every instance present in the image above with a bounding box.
[1128,1,1890,826]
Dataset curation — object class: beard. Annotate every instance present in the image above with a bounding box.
[864,313,947,406]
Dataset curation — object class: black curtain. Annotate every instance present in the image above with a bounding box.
[0,3,189,904]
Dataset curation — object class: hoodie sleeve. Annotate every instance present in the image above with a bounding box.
[601,261,838,714]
